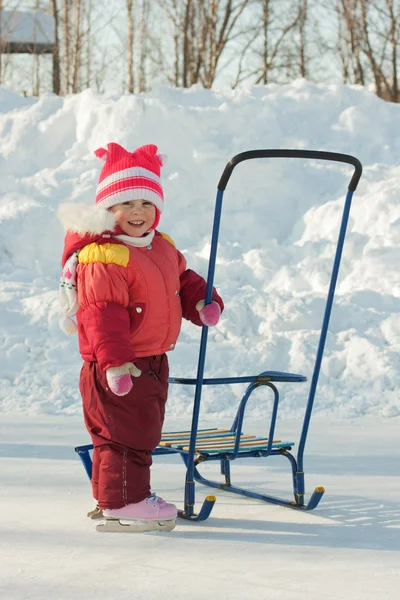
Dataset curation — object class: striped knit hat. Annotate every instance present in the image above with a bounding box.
[94,142,165,228]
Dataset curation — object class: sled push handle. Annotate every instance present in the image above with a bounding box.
[181,149,362,519]
[218,149,363,192]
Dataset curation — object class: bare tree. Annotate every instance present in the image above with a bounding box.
[182,0,191,86]
[159,0,182,86]
[298,0,308,77]
[336,0,399,102]
[62,0,71,93]
[126,0,135,93]
[360,0,399,102]
[251,0,302,85]
[138,0,150,92]
[386,0,399,101]
[170,0,181,87]
[336,0,351,81]
[82,0,92,89]
[32,0,41,95]
[0,0,16,85]
[202,0,251,88]
[71,0,83,92]
[160,1,251,88]
[82,1,123,93]
[50,0,61,94]
[336,0,365,85]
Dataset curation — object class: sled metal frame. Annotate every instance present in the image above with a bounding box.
[75,149,362,523]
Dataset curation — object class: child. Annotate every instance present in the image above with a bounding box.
[58,143,224,531]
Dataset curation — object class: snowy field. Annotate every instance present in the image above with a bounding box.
[0,80,399,419]
[0,80,399,598]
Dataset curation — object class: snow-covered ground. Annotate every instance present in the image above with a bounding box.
[0,80,399,598]
[0,80,399,419]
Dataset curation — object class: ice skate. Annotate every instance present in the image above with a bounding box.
[96,494,177,533]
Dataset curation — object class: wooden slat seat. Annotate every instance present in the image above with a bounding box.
[160,428,228,439]
[186,440,294,455]
[160,434,256,447]
[160,428,232,446]
[159,428,294,456]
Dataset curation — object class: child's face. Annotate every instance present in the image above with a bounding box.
[110,200,156,237]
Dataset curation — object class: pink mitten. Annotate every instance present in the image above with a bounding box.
[196,300,221,327]
[106,362,141,396]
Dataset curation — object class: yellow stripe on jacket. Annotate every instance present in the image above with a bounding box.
[78,243,129,267]
[159,232,176,247]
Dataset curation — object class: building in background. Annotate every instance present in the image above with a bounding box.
[0,8,56,94]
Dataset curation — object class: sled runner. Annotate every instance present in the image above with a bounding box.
[76,149,362,526]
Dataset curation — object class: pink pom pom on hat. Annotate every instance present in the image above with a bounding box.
[94,142,165,229]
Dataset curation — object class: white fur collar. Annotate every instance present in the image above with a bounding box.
[57,203,117,235]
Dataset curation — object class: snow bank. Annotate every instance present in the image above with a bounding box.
[0,80,399,419]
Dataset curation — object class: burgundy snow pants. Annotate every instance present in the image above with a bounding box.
[79,354,169,509]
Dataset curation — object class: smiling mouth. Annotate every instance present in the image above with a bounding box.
[128,220,145,226]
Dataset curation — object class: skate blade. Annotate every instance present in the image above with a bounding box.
[96,518,176,533]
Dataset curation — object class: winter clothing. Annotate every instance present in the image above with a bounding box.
[80,356,169,508]
[196,299,222,327]
[94,142,164,229]
[105,362,142,396]
[103,494,177,521]
[59,251,80,335]
[60,228,223,371]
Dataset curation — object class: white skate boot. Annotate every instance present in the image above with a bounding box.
[96,494,177,533]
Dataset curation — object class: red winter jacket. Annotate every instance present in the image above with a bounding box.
[62,230,223,371]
